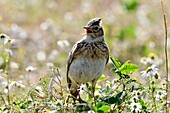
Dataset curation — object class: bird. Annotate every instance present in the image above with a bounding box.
[66,18,109,103]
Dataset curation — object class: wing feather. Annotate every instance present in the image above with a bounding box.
[66,41,85,89]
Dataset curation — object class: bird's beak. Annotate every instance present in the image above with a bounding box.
[83,26,92,33]
[83,26,91,29]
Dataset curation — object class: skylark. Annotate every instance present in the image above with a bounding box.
[66,18,109,102]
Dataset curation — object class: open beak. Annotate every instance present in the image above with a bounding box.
[83,26,91,29]
[83,26,92,33]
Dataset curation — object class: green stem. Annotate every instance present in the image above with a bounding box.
[0,92,6,105]
[150,77,157,112]
[4,43,10,104]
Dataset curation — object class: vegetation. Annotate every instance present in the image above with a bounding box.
[0,0,169,112]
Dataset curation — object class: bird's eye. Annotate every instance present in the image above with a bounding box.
[94,26,99,31]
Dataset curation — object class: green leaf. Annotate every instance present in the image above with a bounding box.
[96,102,102,108]
[98,105,110,112]
[20,102,29,109]
[131,77,137,81]
[13,101,20,105]
[110,57,121,69]
[106,96,117,104]
[98,74,106,82]
[123,0,138,11]
[118,25,136,41]
[119,60,138,75]
[139,99,147,110]
[20,101,31,109]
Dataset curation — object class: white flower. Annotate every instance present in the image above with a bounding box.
[26,66,36,72]
[14,80,25,88]
[0,34,15,44]
[149,42,155,48]
[3,81,25,94]
[87,110,95,113]
[3,88,8,94]
[129,102,142,113]
[0,34,9,44]
[141,64,158,78]
[36,50,46,61]
[147,53,157,65]
[35,86,43,92]
[57,40,70,49]
[78,84,86,94]
[46,62,54,69]
[140,57,148,65]
[130,97,139,103]
[156,91,167,101]
[64,12,74,22]
[9,81,25,89]
[10,61,19,69]
[132,90,141,99]
[147,53,162,66]
[35,86,45,98]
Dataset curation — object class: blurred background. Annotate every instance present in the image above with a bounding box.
[0,0,169,85]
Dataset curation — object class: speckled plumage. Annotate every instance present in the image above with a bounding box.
[66,18,109,102]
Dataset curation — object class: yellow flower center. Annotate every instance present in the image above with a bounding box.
[154,72,159,79]
[149,53,155,60]
[146,67,152,73]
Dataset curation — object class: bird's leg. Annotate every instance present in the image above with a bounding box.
[71,90,79,103]
[69,82,79,103]
[71,89,86,103]
[92,79,97,105]
[70,82,86,103]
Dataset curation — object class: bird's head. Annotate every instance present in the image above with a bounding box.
[83,18,104,37]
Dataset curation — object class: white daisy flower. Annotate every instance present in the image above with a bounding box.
[132,90,141,99]
[141,64,158,78]
[78,84,86,94]
[26,66,37,72]
[156,91,167,101]
[129,102,142,113]
[14,80,25,88]
[140,57,148,65]
[0,34,9,44]
[3,80,25,94]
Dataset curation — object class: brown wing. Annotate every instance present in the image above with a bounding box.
[105,43,110,65]
[66,41,85,89]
